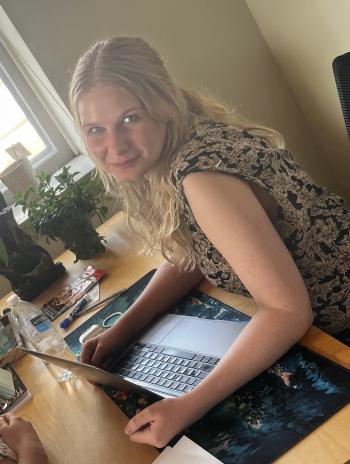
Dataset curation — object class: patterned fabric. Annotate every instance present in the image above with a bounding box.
[171,118,350,345]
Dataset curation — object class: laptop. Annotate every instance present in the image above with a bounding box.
[19,313,248,398]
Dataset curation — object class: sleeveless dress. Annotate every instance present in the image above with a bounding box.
[171,118,350,346]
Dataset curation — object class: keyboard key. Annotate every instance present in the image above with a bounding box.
[161,348,196,360]
[170,381,179,389]
[184,385,194,392]
[194,362,203,369]
[164,380,173,388]
[180,375,189,383]
[154,346,163,353]
[209,356,220,365]
[162,355,171,362]
[201,363,215,372]
[198,371,209,379]
[180,359,190,366]
[176,383,187,391]
[156,378,166,386]
[147,345,157,352]
[145,375,155,383]
[193,379,201,386]
[187,376,196,385]
[139,374,147,381]
[202,356,211,363]
[188,361,196,368]
[193,354,204,361]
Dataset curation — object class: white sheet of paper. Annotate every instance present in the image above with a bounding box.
[151,436,223,464]
[152,447,174,463]
[173,436,223,463]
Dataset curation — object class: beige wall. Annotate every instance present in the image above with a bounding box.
[0,0,337,296]
[247,0,350,200]
[1,0,330,180]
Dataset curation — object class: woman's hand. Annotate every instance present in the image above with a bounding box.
[80,324,130,367]
[0,415,47,464]
[124,395,202,448]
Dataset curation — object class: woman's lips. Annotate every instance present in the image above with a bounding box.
[112,155,140,167]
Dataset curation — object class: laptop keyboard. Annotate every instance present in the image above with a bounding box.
[113,342,220,396]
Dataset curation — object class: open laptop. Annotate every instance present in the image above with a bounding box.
[19,313,248,398]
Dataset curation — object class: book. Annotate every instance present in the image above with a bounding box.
[0,365,31,415]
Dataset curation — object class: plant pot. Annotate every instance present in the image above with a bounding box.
[56,215,105,262]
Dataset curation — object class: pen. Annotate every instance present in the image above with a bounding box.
[59,295,91,329]
[59,287,127,330]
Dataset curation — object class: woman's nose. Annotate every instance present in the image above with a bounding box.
[106,129,128,156]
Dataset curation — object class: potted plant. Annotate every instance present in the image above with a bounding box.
[16,167,109,262]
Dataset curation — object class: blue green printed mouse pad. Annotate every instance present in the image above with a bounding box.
[65,270,350,464]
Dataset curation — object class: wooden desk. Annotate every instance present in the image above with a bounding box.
[1,213,350,464]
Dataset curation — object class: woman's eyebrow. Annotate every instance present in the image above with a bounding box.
[82,106,143,129]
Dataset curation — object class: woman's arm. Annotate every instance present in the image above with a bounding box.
[125,171,313,446]
[81,261,204,365]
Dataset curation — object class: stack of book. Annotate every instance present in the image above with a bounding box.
[0,367,15,399]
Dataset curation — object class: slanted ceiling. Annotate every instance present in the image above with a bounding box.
[246,0,350,201]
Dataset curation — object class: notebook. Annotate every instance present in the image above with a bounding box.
[19,313,248,398]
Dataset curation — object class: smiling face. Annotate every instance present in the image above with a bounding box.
[78,84,167,183]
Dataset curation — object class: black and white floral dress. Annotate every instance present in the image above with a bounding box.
[171,118,350,346]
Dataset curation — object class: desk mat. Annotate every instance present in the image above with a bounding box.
[65,270,350,464]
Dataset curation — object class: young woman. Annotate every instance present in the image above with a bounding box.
[0,415,47,464]
[70,36,350,447]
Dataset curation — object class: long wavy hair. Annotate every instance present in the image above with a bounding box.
[70,36,285,271]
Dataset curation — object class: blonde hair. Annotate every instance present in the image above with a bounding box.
[70,36,285,271]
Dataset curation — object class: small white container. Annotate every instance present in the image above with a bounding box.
[0,157,38,196]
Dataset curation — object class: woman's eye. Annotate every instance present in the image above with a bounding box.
[123,113,141,125]
[87,127,104,135]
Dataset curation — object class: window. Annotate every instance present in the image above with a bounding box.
[0,40,77,204]
[0,6,86,205]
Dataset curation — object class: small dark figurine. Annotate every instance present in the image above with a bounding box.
[0,207,65,300]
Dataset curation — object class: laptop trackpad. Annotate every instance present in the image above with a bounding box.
[139,314,248,357]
